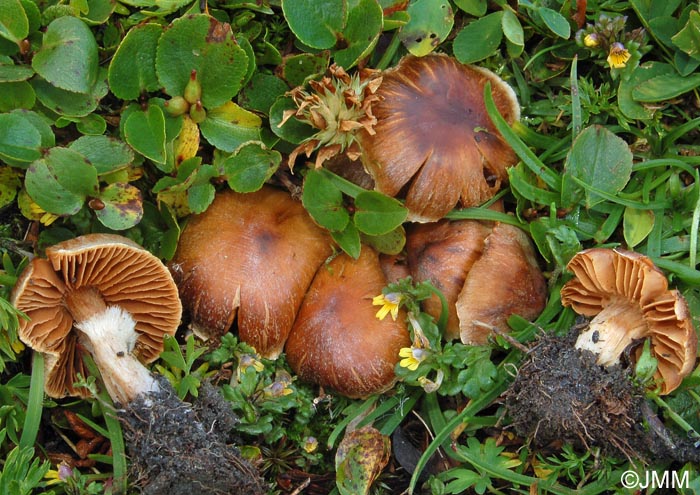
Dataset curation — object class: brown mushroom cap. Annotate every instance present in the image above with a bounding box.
[169,187,333,358]
[12,234,182,398]
[285,246,411,398]
[456,223,547,344]
[406,219,492,339]
[360,54,520,222]
[560,248,698,394]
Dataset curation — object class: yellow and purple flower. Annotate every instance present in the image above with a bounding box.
[607,42,631,68]
[372,292,402,321]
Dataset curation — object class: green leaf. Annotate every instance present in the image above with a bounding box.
[69,136,134,175]
[199,101,262,152]
[0,166,21,209]
[0,63,34,82]
[453,12,503,64]
[156,15,248,109]
[331,222,361,259]
[334,0,383,69]
[453,0,486,16]
[32,73,108,117]
[31,16,98,93]
[302,169,350,231]
[361,225,405,255]
[623,207,655,248]
[224,142,281,193]
[0,112,42,163]
[124,103,167,164]
[335,426,390,495]
[239,73,289,115]
[0,0,28,44]
[672,10,700,61]
[501,8,523,47]
[280,52,329,87]
[399,0,454,56]
[269,96,315,144]
[282,0,346,50]
[537,7,570,38]
[561,126,633,208]
[108,23,162,100]
[618,62,675,120]
[94,182,143,230]
[632,70,700,102]
[353,191,408,236]
[25,148,99,215]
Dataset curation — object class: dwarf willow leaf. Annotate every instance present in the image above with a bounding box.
[331,222,361,259]
[0,0,28,45]
[156,15,248,109]
[32,16,98,94]
[199,101,262,152]
[224,142,281,193]
[400,0,454,56]
[123,103,167,164]
[537,7,570,39]
[108,23,162,100]
[281,0,346,50]
[302,169,349,232]
[94,182,143,230]
[0,113,42,163]
[32,74,108,117]
[69,135,134,175]
[453,12,503,63]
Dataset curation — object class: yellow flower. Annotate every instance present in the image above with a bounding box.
[28,200,59,226]
[607,42,631,68]
[399,346,427,371]
[263,370,294,397]
[372,292,402,321]
[44,462,72,485]
[236,353,265,380]
[583,33,599,47]
[303,436,319,453]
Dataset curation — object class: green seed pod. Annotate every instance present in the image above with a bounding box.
[164,95,190,117]
[184,69,202,105]
[189,100,207,124]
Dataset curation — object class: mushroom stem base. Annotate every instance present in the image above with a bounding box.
[75,306,159,405]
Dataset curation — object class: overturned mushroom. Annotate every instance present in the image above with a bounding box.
[285,246,411,398]
[12,234,181,403]
[561,248,698,394]
[360,54,520,222]
[169,186,333,358]
[407,220,547,343]
[12,233,264,494]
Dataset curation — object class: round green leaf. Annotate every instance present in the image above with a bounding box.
[0,112,42,163]
[224,142,281,193]
[156,15,248,109]
[0,63,33,82]
[76,113,107,135]
[0,0,29,44]
[334,0,383,69]
[353,190,407,236]
[108,23,162,100]
[32,74,108,117]
[280,52,330,87]
[361,225,406,255]
[95,182,143,230]
[453,12,503,64]
[302,168,350,232]
[618,62,674,120]
[82,0,115,24]
[32,16,98,93]
[25,148,99,215]
[399,0,454,56]
[199,101,262,152]
[69,135,134,175]
[282,0,346,50]
[453,0,486,15]
[123,103,167,164]
[501,8,523,47]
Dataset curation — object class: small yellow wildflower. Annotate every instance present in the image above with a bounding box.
[45,462,72,485]
[303,436,319,453]
[607,42,631,69]
[263,370,294,397]
[399,346,427,371]
[583,33,599,47]
[28,200,59,226]
[236,353,265,380]
[372,292,402,321]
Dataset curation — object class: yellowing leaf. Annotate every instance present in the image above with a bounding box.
[173,116,200,167]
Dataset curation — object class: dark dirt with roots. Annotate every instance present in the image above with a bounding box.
[503,330,700,464]
[119,378,265,495]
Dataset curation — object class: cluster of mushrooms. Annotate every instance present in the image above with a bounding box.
[168,54,548,398]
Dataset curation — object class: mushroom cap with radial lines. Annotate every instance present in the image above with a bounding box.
[560,248,698,395]
[11,234,182,398]
[360,54,520,222]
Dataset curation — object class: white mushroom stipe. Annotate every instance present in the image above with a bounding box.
[75,306,160,405]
